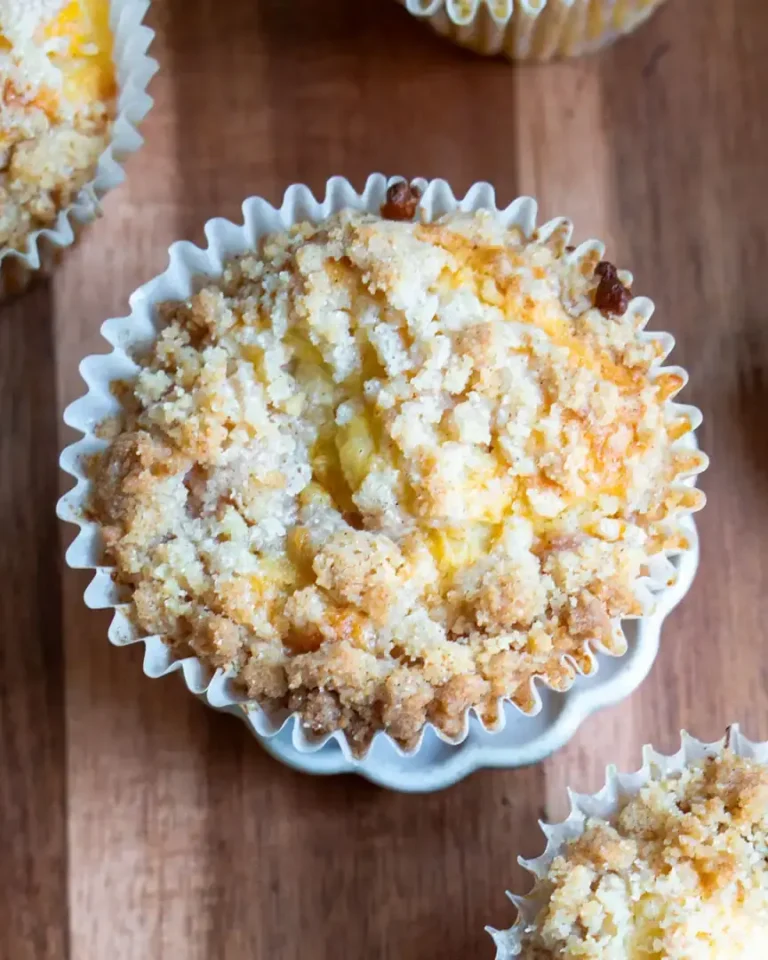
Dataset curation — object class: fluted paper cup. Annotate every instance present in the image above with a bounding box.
[488,726,767,956]
[399,0,668,62]
[58,174,706,782]
[0,0,157,300]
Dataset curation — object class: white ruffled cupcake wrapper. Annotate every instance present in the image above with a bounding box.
[399,0,667,61]
[0,0,158,296]
[57,173,706,770]
[487,725,768,956]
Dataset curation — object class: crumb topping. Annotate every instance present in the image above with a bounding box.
[521,753,768,959]
[0,0,115,251]
[90,209,706,753]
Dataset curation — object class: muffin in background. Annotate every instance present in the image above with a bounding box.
[399,0,669,62]
[83,184,706,757]
[490,729,768,959]
[0,0,155,297]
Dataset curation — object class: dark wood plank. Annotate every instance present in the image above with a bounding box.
[0,280,68,960]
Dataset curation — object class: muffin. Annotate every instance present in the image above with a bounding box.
[0,0,155,295]
[492,732,768,958]
[399,0,668,62]
[82,180,706,756]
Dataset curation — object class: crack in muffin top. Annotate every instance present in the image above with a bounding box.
[518,752,768,959]
[0,0,115,251]
[91,208,706,753]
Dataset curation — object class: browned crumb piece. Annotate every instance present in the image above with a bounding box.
[564,590,614,647]
[287,688,379,754]
[379,669,433,746]
[428,674,490,739]
[380,180,421,220]
[288,688,342,734]
[594,260,631,316]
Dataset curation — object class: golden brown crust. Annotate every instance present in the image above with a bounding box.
[89,210,705,752]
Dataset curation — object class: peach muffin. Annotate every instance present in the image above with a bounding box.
[90,196,706,753]
[0,0,115,252]
[515,751,768,958]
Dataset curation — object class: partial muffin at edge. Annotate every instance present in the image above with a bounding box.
[399,0,669,62]
[516,751,768,958]
[0,0,116,252]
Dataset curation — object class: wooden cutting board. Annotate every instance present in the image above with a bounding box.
[2,0,767,956]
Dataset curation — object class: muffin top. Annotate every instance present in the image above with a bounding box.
[519,752,768,959]
[0,0,115,251]
[91,203,705,752]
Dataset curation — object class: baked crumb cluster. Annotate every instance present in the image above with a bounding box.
[91,207,705,752]
[520,753,768,959]
[0,0,115,251]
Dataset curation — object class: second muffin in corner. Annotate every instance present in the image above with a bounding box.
[493,735,768,958]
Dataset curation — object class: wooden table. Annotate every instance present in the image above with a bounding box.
[2,0,767,956]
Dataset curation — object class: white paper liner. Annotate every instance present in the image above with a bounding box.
[57,173,707,768]
[487,725,768,957]
[0,0,158,298]
[399,0,668,61]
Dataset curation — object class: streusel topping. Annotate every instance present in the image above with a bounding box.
[520,753,768,959]
[0,0,115,251]
[91,208,705,752]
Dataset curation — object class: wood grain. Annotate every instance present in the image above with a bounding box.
[1,0,767,956]
[0,280,68,960]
